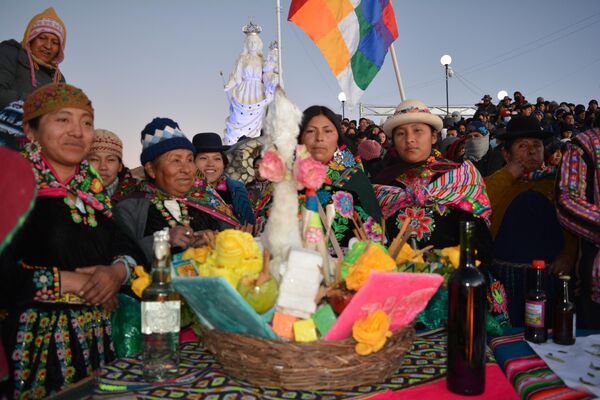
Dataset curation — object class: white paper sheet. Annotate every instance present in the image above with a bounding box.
[527,334,600,396]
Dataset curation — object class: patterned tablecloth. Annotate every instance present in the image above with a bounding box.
[489,330,597,400]
[48,329,518,399]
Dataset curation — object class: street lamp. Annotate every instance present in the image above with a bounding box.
[497,90,508,101]
[338,91,347,119]
[440,55,452,116]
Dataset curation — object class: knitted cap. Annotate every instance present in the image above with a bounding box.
[357,139,382,161]
[23,83,93,123]
[466,121,489,136]
[91,129,123,160]
[140,117,195,164]
[21,7,66,64]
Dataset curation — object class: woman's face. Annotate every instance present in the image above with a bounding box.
[548,149,562,166]
[146,149,195,197]
[25,107,94,175]
[392,122,437,164]
[30,32,60,64]
[378,131,387,143]
[301,115,339,163]
[195,152,225,185]
[88,151,122,187]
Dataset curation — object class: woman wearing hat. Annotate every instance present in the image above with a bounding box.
[373,99,492,260]
[192,132,255,226]
[88,129,138,200]
[0,8,67,109]
[298,105,382,247]
[485,116,577,326]
[114,120,239,264]
[0,83,145,398]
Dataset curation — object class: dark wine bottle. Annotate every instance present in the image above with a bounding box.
[553,275,575,345]
[524,260,547,343]
[447,221,487,395]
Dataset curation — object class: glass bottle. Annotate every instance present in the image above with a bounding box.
[524,260,548,343]
[447,221,487,395]
[553,275,575,345]
[142,228,181,381]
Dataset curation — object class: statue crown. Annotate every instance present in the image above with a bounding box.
[242,20,262,35]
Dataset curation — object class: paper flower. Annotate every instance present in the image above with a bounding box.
[353,310,392,356]
[332,191,354,218]
[259,148,286,182]
[440,245,481,268]
[132,266,151,298]
[294,145,327,190]
[346,245,396,290]
[395,243,425,265]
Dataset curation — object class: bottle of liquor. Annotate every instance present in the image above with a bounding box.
[447,221,487,395]
[553,275,575,345]
[524,260,548,343]
[142,228,181,382]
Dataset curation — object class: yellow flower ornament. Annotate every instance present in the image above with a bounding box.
[352,310,392,355]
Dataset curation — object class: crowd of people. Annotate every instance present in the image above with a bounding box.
[0,7,598,399]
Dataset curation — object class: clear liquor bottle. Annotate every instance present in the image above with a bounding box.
[141,228,181,382]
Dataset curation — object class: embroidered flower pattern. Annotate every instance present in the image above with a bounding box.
[364,217,383,243]
[305,227,323,244]
[332,191,354,218]
[488,280,508,314]
[396,207,434,240]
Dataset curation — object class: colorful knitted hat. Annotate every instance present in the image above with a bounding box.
[91,129,123,160]
[357,139,382,161]
[22,83,93,123]
[466,121,489,136]
[140,117,195,164]
[21,7,67,87]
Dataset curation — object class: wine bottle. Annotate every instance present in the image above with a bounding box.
[524,260,547,343]
[553,275,575,345]
[142,228,181,382]
[447,221,487,395]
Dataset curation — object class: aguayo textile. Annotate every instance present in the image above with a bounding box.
[489,331,596,400]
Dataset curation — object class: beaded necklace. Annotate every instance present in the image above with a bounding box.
[23,141,112,227]
[150,196,190,228]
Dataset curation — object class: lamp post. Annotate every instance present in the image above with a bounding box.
[440,54,452,116]
[338,92,347,119]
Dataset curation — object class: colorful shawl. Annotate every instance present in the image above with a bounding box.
[134,176,240,228]
[22,141,113,218]
[374,156,491,227]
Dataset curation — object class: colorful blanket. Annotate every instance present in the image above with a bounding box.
[490,331,595,399]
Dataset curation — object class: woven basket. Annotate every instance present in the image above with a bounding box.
[202,323,416,390]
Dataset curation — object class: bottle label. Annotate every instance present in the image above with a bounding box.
[141,301,181,334]
[525,300,545,328]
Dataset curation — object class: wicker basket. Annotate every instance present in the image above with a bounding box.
[202,323,416,390]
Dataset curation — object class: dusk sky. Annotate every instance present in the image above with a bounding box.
[3,1,600,167]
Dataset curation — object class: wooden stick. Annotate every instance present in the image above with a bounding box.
[256,249,271,286]
[356,216,368,241]
[334,257,342,285]
[381,217,386,245]
[351,216,367,241]
[390,227,415,260]
[316,201,343,261]
[388,218,409,257]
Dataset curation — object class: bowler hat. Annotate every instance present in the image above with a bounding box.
[495,116,552,140]
[383,99,443,138]
[193,132,231,153]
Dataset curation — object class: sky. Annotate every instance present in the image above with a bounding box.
[3,0,600,167]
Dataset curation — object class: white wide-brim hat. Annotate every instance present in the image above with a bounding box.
[382,99,443,138]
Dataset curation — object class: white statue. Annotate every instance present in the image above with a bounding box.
[224,21,278,145]
[262,41,279,97]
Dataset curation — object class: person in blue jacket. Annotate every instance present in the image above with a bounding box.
[193,132,255,226]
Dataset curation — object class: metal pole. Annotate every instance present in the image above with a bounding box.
[445,64,449,116]
[276,0,283,88]
[342,101,345,119]
[388,44,406,102]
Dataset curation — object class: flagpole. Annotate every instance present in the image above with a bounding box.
[388,44,405,102]
[276,0,284,87]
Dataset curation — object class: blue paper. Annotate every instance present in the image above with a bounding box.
[171,276,278,340]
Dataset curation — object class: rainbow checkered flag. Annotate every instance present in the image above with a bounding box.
[288,0,398,105]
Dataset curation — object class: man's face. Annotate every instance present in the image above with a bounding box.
[521,107,532,117]
[564,114,575,125]
[504,138,544,172]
